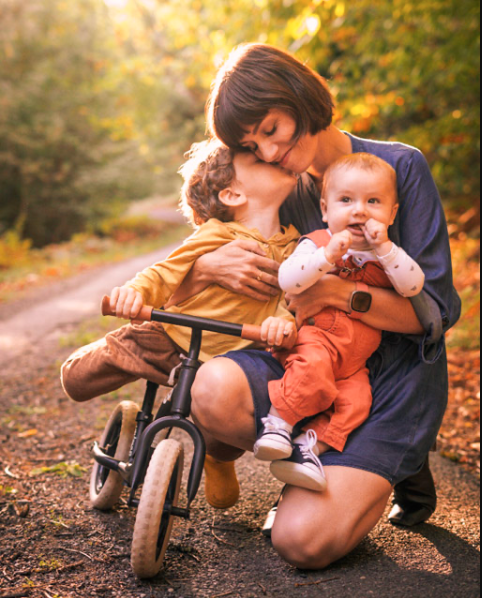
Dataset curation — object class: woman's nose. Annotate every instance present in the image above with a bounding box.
[257,141,278,163]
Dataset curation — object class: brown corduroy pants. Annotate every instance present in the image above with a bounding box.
[60,321,183,402]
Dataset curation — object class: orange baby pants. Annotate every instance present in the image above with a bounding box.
[268,306,382,452]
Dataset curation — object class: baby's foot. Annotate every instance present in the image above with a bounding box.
[270,430,327,492]
[254,415,293,461]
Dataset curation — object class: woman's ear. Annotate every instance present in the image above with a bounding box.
[219,187,247,207]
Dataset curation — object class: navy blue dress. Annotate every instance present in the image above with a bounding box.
[222,133,461,485]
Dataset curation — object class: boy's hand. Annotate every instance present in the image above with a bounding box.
[261,317,297,350]
[363,219,393,255]
[325,230,353,264]
[110,286,145,320]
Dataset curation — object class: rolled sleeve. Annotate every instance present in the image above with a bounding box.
[408,290,444,364]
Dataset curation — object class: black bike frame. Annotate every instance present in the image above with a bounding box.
[95,308,247,511]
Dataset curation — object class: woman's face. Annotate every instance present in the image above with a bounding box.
[240,109,319,174]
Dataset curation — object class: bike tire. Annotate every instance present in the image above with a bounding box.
[131,439,184,579]
[90,400,139,510]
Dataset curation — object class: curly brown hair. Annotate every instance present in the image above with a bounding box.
[179,139,237,227]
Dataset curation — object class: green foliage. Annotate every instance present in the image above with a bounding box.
[299,0,480,203]
[96,214,171,243]
[0,0,479,247]
[0,0,161,246]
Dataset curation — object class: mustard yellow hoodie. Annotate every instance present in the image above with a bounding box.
[127,219,300,362]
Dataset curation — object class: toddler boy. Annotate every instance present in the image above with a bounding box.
[61,140,300,508]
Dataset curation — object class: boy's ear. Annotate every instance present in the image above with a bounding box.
[218,187,247,207]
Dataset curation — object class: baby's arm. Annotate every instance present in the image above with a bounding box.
[279,231,352,295]
[377,244,425,297]
[365,219,425,298]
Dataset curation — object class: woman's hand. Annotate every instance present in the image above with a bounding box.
[261,317,298,349]
[286,274,425,335]
[110,285,145,320]
[286,275,350,328]
[194,239,281,301]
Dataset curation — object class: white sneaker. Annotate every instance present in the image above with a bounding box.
[254,415,293,461]
[270,430,327,492]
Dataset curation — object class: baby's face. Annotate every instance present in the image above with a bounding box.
[233,151,298,205]
[321,167,399,250]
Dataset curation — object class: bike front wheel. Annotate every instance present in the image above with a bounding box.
[131,439,184,579]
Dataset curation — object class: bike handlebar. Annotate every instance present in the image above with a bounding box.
[101,295,264,343]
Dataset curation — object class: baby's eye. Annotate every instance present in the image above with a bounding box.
[368,197,380,204]
[340,196,351,203]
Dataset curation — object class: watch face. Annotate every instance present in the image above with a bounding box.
[352,291,372,313]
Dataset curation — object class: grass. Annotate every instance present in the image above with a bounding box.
[0,215,190,304]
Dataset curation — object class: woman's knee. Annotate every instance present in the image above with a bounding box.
[271,515,346,570]
[191,358,254,438]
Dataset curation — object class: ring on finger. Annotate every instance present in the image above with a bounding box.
[257,274,263,282]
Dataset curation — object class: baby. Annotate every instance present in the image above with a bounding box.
[254,152,425,492]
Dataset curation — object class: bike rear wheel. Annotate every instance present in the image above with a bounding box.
[90,400,139,510]
[131,439,184,579]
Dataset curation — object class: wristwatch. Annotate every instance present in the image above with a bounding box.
[349,282,372,319]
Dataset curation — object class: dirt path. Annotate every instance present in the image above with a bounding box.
[0,244,480,598]
[0,242,181,368]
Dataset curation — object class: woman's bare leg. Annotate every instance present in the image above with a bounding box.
[192,358,392,566]
[191,357,258,458]
[272,466,392,569]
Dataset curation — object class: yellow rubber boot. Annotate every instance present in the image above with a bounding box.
[204,454,240,509]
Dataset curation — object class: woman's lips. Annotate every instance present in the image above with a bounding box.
[279,149,292,168]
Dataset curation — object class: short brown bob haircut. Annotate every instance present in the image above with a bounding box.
[179,139,237,227]
[322,153,398,201]
[207,43,335,150]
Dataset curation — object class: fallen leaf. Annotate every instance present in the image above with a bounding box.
[18,429,38,438]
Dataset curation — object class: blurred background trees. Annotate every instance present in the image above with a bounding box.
[0,0,479,247]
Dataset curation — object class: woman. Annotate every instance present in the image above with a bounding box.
[179,44,460,569]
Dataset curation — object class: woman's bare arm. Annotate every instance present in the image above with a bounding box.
[166,239,281,307]
[286,275,425,335]
[166,239,424,335]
